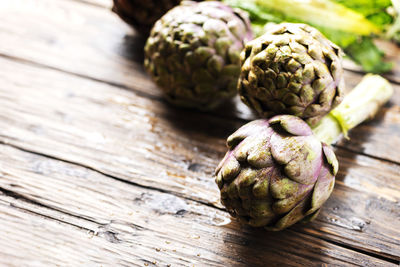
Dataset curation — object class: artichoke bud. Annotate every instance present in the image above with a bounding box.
[215,115,338,231]
[144,1,253,110]
[238,23,345,126]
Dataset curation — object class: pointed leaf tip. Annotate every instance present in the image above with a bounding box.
[322,143,339,175]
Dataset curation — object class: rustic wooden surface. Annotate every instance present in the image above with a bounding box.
[0,0,399,266]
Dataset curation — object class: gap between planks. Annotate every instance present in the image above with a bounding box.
[0,140,224,212]
[0,189,95,232]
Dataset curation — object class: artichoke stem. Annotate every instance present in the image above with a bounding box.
[312,74,393,145]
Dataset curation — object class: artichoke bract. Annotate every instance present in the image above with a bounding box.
[238,23,345,126]
[144,1,253,110]
[112,0,183,35]
[215,115,337,231]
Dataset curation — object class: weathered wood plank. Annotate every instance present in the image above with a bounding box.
[0,0,154,94]
[0,56,234,206]
[0,56,399,260]
[0,144,397,266]
[337,103,400,164]
[1,0,400,164]
[1,0,400,262]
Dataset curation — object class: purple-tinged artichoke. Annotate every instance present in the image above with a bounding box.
[144,1,253,110]
[215,115,337,230]
[238,23,345,127]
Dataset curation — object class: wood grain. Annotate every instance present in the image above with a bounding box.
[0,144,397,266]
[0,55,399,261]
[0,0,154,94]
[0,0,399,265]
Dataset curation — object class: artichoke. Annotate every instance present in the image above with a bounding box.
[144,1,253,110]
[112,0,183,35]
[215,115,337,231]
[238,23,345,127]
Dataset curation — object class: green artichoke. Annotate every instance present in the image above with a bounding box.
[144,1,253,110]
[112,0,183,35]
[215,115,337,231]
[238,23,345,126]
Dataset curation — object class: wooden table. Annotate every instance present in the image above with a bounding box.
[1,0,399,266]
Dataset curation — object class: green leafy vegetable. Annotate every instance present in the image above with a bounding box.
[345,37,393,73]
[224,0,396,73]
[333,0,393,26]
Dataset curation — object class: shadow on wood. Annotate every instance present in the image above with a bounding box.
[116,33,147,64]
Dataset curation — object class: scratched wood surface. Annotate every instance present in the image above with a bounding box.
[0,0,399,266]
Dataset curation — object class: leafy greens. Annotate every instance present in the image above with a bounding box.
[224,0,398,73]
